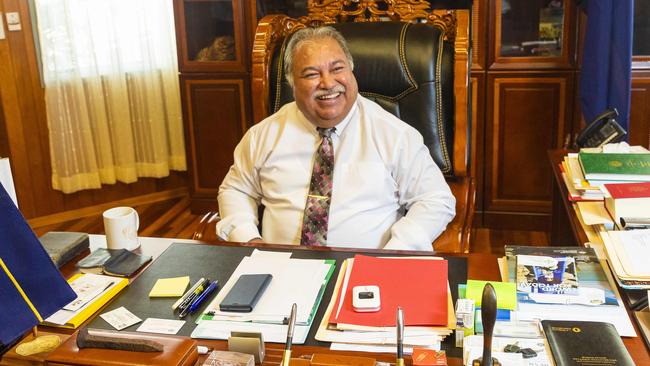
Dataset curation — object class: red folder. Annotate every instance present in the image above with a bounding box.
[329,255,448,327]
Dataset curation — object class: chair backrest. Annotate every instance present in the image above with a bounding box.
[251,0,471,178]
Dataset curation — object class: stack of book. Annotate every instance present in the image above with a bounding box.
[560,154,604,201]
[560,148,650,202]
[600,230,650,289]
[315,255,454,350]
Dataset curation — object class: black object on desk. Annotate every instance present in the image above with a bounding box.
[219,274,272,312]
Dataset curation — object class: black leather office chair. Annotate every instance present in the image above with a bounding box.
[197,0,473,252]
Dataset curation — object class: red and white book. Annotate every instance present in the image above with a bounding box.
[603,182,650,224]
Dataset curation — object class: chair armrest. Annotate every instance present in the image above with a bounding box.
[192,212,221,241]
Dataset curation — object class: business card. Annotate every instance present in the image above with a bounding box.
[100,306,142,330]
[136,317,185,335]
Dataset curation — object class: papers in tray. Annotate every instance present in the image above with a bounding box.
[191,250,334,343]
[315,256,454,347]
[601,230,650,289]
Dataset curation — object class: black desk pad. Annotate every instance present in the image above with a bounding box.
[89,242,467,353]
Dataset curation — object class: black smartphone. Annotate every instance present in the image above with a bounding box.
[219,273,273,312]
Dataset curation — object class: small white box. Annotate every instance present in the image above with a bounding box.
[352,285,381,312]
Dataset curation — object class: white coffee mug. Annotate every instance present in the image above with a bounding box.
[103,206,140,250]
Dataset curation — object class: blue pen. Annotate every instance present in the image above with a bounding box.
[183,280,219,317]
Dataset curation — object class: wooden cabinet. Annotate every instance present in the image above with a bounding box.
[472,0,578,229]
[173,0,253,212]
[483,72,574,228]
[173,0,308,212]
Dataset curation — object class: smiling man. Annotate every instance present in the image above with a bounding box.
[216,26,455,251]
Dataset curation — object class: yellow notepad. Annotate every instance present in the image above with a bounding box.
[149,276,190,297]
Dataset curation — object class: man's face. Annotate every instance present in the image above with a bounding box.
[291,37,358,128]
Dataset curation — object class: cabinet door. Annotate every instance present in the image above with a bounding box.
[489,0,576,70]
[182,77,249,211]
[484,72,574,228]
[629,74,650,148]
[173,0,248,72]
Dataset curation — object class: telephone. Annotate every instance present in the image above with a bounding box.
[575,108,626,148]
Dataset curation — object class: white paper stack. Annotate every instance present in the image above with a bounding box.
[601,230,650,289]
[191,250,334,344]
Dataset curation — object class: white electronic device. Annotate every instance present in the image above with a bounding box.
[352,285,381,312]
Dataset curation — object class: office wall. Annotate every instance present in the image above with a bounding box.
[0,0,187,220]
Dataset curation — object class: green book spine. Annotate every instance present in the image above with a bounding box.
[578,152,650,177]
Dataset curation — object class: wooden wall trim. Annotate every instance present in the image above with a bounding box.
[28,187,188,229]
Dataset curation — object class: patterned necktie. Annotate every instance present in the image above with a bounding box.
[300,127,336,246]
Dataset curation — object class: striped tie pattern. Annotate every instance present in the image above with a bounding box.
[300,127,335,246]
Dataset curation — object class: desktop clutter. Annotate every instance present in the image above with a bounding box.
[1,180,645,366]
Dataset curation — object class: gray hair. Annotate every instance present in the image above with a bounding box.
[283,26,355,87]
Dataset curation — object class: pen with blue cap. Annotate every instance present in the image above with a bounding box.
[180,280,219,318]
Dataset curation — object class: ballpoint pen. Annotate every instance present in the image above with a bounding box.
[178,278,210,313]
[172,277,205,310]
[180,280,219,318]
[281,303,297,366]
[396,306,404,366]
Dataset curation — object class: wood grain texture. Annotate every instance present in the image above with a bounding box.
[181,77,249,210]
[485,73,573,216]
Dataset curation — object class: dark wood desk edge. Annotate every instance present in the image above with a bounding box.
[5,241,648,365]
[548,149,591,246]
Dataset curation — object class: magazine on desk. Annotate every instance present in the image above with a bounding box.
[505,246,618,306]
[504,246,636,337]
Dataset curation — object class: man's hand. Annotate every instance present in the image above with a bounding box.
[248,237,264,243]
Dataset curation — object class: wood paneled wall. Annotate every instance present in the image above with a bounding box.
[0,0,187,219]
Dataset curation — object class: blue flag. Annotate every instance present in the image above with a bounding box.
[579,0,634,134]
[0,183,76,347]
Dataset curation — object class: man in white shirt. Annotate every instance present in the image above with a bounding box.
[216,26,455,251]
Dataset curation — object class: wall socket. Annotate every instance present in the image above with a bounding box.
[6,12,21,32]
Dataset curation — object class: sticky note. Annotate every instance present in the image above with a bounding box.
[465,280,517,310]
[149,276,190,297]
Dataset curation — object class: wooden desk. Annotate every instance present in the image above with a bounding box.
[548,149,650,364]
[3,239,649,365]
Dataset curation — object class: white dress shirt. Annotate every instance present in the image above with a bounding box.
[217,95,455,251]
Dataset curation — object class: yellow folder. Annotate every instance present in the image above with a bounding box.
[42,273,128,329]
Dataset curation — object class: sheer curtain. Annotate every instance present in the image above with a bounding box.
[34,0,186,194]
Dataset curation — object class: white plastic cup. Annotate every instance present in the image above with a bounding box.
[103,206,140,250]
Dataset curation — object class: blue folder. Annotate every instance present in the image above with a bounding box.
[0,183,76,346]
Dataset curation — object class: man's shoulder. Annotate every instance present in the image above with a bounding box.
[357,96,422,138]
[249,102,300,134]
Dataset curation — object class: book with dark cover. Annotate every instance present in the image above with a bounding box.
[39,231,90,268]
[77,248,120,270]
[541,320,634,366]
[102,249,152,277]
[77,248,151,277]
[578,152,650,181]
